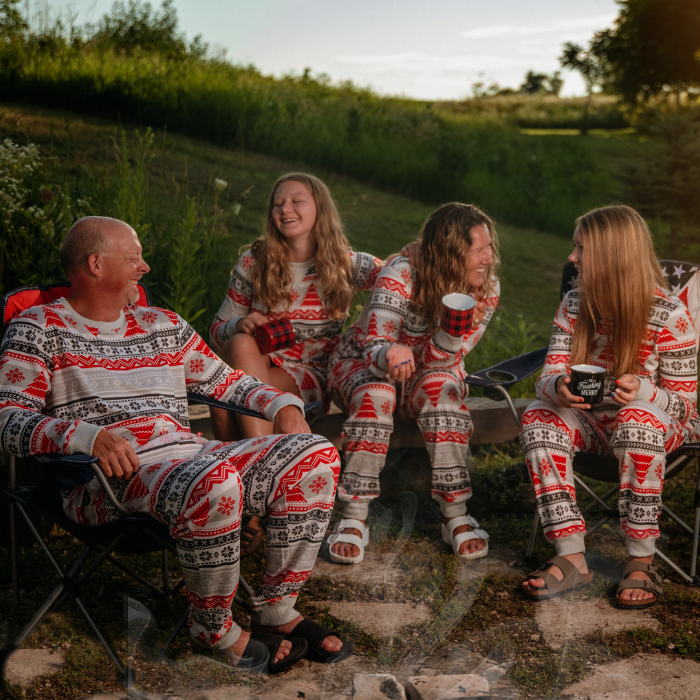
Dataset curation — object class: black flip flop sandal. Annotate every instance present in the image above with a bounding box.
[288,619,353,663]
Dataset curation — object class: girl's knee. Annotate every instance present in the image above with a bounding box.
[222,332,262,364]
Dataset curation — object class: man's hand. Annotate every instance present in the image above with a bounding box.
[236,312,268,335]
[385,344,415,381]
[612,374,640,405]
[555,375,592,410]
[273,405,311,435]
[92,430,140,480]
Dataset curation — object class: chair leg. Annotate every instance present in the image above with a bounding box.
[490,384,521,428]
[155,605,190,663]
[13,503,134,686]
[525,509,539,558]
[9,456,19,606]
[690,462,700,582]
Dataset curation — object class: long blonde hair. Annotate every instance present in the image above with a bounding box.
[250,173,354,321]
[570,205,667,376]
[412,203,500,330]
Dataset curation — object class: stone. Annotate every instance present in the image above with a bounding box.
[455,544,527,581]
[311,552,405,584]
[563,653,700,700]
[3,648,67,687]
[534,596,660,650]
[353,673,406,699]
[308,602,431,638]
[406,674,489,700]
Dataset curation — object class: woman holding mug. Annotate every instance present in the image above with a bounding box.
[209,172,382,440]
[326,202,500,564]
[520,205,699,608]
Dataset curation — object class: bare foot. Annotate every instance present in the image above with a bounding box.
[617,555,656,602]
[223,629,292,666]
[252,614,343,654]
[443,515,487,556]
[329,520,364,560]
[521,552,589,592]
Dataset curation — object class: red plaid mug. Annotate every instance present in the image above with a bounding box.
[441,293,476,337]
[255,318,296,354]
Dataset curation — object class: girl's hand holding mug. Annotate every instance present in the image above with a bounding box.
[611,374,640,405]
[236,312,268,335]
[385,344,415,381]
[556,375,592,410]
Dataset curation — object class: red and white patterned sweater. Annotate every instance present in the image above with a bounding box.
[209,250,382,370]
[538,287,699,431]
[329,257,500,380]
[0,299,303,461]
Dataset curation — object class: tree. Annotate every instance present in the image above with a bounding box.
[620,113,700,257]
[0,0,27,39]
[559,42,604,134]
[591,0,700,109]
[88,0,207,58]
[519,70,563,96]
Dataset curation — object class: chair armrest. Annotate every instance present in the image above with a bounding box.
[32,453,129,515]
[464,346,548,389]
[187,392,321,420]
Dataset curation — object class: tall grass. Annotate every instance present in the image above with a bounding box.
[0,40,618,236]
[438,94,628,130]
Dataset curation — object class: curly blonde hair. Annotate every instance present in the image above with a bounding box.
[569,204,667,377]
[412,202,500,330]
[249,173,354,321]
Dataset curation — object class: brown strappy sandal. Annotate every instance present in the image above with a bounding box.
[615,561,663,610]
[522,555,593,600]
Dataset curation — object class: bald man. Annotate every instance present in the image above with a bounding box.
[0,217,349,671]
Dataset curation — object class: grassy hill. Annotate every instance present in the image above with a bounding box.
[0,102,572,391]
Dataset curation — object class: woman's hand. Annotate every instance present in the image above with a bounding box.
[236,312,268,335]
[556,375,592,410]
[385,344,415,381]
[400,240,421,268]
[471,300,487,329]
[612,374,641,405]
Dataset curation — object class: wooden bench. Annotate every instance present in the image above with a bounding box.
[188,397,533,448]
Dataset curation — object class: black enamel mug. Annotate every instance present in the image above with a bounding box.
[569,365,615,404]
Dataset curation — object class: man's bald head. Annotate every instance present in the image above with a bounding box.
[60,216,131,277]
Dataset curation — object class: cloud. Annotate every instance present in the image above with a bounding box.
[460,14,616,40]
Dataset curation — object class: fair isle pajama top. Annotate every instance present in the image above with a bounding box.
[209,249,382,407]
[0,299,341,648]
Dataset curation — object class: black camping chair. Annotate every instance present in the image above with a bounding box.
[524,260,700,584]
[0,282,320,685]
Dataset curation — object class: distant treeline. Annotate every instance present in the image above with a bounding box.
[0,0,617,235]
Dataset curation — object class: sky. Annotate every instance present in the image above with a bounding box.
[40,0,620,100]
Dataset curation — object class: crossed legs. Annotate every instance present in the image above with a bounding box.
[64,431,342,657]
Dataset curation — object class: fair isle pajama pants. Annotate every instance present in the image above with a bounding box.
[520,399,688,557]
[63,431,340,650]
[330,360,474,520]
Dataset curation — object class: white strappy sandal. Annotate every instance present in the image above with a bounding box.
[326,518,369,564]
[441,514,489,560]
